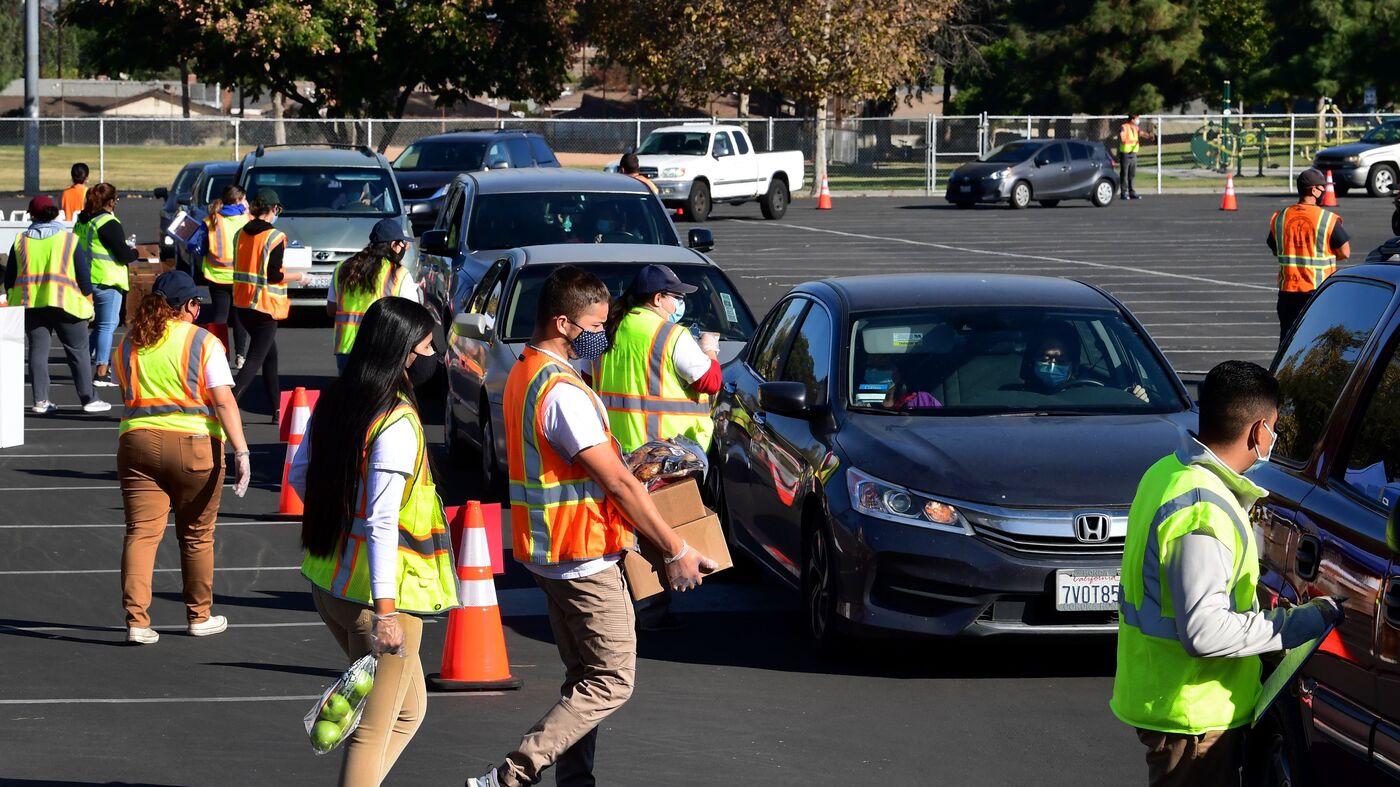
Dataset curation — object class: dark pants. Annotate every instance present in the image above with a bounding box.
[205,284,250,360]
[232,307,279,410]
[26,306,97,405]
[1135,727,1243,787]
[1121,153,1138,197]
[1277,291,1312,341]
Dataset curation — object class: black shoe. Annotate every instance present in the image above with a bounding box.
[270,409,280,425]
[1130,193,1142,200]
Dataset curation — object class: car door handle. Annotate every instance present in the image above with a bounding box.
[754,411,768,427]
[1384,577,1400,629]
[1296,535,1322,582]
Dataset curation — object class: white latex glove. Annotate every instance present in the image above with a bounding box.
[699,331,720,356]
[663,541,719,592]
[232,451,251,498]
[371,613,405,657]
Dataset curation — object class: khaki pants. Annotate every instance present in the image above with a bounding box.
[1136,726,1243,787]
[118,428,224,628]
[312,586,426,787]
[500,565,636,787]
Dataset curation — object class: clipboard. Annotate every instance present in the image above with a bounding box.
[164,210,201,244]
[1252,622,1336,726]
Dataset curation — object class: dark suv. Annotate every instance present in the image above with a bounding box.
[1248,259,1400,785]
[393,130,559,233]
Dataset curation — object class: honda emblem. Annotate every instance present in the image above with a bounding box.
[1074,514,1111,544]
[314,251,333,261]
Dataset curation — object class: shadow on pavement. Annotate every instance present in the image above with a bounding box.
[0,781,181,786]
[0,620,128,647]
[153,589,314,613]
[204,661,340,679]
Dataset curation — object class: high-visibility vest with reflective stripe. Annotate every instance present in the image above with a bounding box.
[302,402,459,614]
[592,308,714,453]
[1110,448,1262,734]
[333,259,404,354]
[75,212,128,292]
[1272,204,1339,293]
[506,347,633,565]
[1120,122,1140,154]
[233,226,289,319]
[5,232,93,320]
[202,212,250,285]
[114,320,226,439]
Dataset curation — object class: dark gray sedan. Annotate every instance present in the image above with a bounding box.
[945,139,1119,209]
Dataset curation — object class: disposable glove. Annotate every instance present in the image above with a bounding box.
[232,451,251,498]
[371,613,405,657]
[663,540,719,592]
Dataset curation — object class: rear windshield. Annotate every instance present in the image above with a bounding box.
[242,166,400,217]
[637,132,711,156]
[503,263,756,342]
[198,174,234,208]
[467,192,677,251]
[979,141,1039,164]
[393,140,488,172]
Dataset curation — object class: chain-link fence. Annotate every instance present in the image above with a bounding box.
[0,113,1394,195]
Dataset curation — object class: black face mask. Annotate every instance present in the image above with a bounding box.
[407,351,439,387]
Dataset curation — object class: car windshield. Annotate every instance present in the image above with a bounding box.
[242,166,400,217]
[847,306,1185,415]
[502,263,756,342]
[467,192,677,251]
[393,140,488,172]
[1360,122,1400,144]
[198,174,234,208]
[637,132,711,156]
[978,141,1039,164]
[173,167,202,197]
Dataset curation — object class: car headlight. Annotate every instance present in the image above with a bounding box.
[989,168,1010,180]
[1344,155,1360,165]
[846,467,968,533]
[661,167,686,178]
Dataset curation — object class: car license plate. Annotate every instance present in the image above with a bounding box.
[1055,569,1120,612]
[959,184,972,192]
[300,272,330,289]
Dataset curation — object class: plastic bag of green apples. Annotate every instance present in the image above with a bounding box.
[304,654,377,754]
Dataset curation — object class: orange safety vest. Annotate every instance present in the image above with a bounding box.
[629,173,659,195]
[61,184,87,220]
[232,226,290,319]
[114,319,226,439]
[505,347,633,565]
[1271,204,1340,293]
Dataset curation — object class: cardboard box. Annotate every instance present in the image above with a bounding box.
[623,478,733,600]
[123,259,176,322]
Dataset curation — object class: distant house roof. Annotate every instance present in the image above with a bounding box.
[100,89,223,117]
[0,88,222,118]
[556,93,711,120]
[399,93,509,119]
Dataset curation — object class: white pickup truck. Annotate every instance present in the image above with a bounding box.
[629,124,805,222]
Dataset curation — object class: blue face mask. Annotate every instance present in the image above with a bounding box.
[569,321,609,361]
[1249,421,1276,473]
[667,295,686,324]
[1034,360,1071,389]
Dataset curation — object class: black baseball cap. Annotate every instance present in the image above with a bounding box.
[632,264,697,296]
[152,270,203,306]
[370,218,413,243]
[1297,169,1327,191]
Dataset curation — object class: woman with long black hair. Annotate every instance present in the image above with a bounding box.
[288,296,456,787]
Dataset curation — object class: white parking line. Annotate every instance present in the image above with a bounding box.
[0,519,299,529]
[0,565,302,575]
[0,695,324,706]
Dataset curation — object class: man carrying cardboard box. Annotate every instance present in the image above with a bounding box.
[467,265,716,787]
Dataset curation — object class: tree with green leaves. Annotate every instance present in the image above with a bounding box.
[588,0,746,114]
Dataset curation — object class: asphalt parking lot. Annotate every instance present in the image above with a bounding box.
[2,192,1397,786]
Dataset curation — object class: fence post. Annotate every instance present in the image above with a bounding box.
[1156,115,1163,195]
[367,119,374,150]
[636,119,642,149]
[1026,116,1032,139]
[979,112,988,156]
[926,114,934,196]
[233,118,240,161]
[1288,114,1296,182]
[98,118,105,181]
[767,117,774,151]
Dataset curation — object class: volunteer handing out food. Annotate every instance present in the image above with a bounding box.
[114,271,250,646]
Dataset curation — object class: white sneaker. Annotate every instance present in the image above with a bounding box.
[82,400,112,413]
[127,626,160,645]
[31,401,57,414]
[466,768,502,787]
[187,615,228,637]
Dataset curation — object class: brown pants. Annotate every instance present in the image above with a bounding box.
[312,586,426,787]
[118,428,224,628]
[1136,727,1243,787]
[500,565,637,787]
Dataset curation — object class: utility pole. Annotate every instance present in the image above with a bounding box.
[24,0,40,194]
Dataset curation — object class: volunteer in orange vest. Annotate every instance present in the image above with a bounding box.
[232,189,302,422]
[114,270,250,645]
[4,195,110,414]
[60,162,89,219]
[187,184,252,368]
[1118,114,1153,200]
[1267,168,1351,337]
[466,266,716,787]
[74,182,139,388]
[618,153,659,195]
[327,218,419,372]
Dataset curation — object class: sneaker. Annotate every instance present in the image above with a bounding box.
[82,400,112,413]
[1130,194,1143,200]
[93,370,118,388]
[31,401,57,414]
[270,409,280,426]
[127,626,160,645]
[466,768,502,787]
[188,614,229,637]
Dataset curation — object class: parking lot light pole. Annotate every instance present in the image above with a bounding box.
[1156,115,1163,195]
[23,0,39,195]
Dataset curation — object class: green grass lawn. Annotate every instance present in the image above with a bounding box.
[0,145,237,192]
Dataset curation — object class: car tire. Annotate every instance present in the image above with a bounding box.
[952,200,975,209]
[1366,163,1397,198]
[444,384,470,464]
[1091,179,1115,207]
[479,409,505,502]
[686,180,712,222]
[1334,181,1350,198]
[759,178,789,219]
[1038,199,1061,208]
[803,515,850,654]
[1008,181,1032,209]
[705,447,760,578]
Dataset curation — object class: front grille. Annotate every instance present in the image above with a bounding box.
[972,523,1124,556]
[639,167,659,178]
[975,596,1119,627]
[1314,156,1351,169]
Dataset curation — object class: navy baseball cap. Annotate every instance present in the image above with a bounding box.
[370,218,413,244]
[152,270,203,306]
[1297,169,1327,190]
[632,264,697,296]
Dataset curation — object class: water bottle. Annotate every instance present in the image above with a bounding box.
[126,233,137,249]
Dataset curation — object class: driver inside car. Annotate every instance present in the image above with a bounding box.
[1013,321,1149,401]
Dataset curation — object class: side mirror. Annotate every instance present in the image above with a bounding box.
[1034,156,1049,167]
[758,381,810,419]
[452,312,491,341]
[687,228,714,252]
[421,229,450,256]
[153,187,169,200]
[177,196,192,206]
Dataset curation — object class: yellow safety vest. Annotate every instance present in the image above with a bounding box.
[1272,204,1339,293]
[1111,445,1263,734]
[333,259,404,355]
[202,212,251,286]
[592,308,714,453]
[302,402,459,614]
[114,320,226,440]
[1120,122,1141,154]
[75,212,129,292]
[6,231,93,320]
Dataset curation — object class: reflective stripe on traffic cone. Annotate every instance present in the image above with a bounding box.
[1220,173,1237,211]
[428,501,523,691]
[1322,170,1338,206]
[277,387,311,516]
[816,175,833,210]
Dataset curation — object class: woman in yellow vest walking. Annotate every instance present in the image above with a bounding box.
[114,270,250,644]
[4,195,109,414]
[327,218,419,372]
[74,182,139,387]
[187,184,251,366]
[289,297,456,787]
[232,190,302,421]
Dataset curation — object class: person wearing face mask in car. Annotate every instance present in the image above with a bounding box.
[1014,321,1149,402]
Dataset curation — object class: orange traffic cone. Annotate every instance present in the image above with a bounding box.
[1322,170,1338,206]
[428,501,523,691]
[277,387,312,516]
[816,175,833,210]
[207,322,230,351]
[1220,172,1237,211]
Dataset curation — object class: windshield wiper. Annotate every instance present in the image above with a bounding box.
[851,404,906,415]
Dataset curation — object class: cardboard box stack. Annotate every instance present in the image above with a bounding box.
[623,478,733,600]
[123,248,175,323]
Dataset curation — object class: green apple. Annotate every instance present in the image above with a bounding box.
[310,720,342,752]
[348,671,374,702]
[320,693,352,723]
